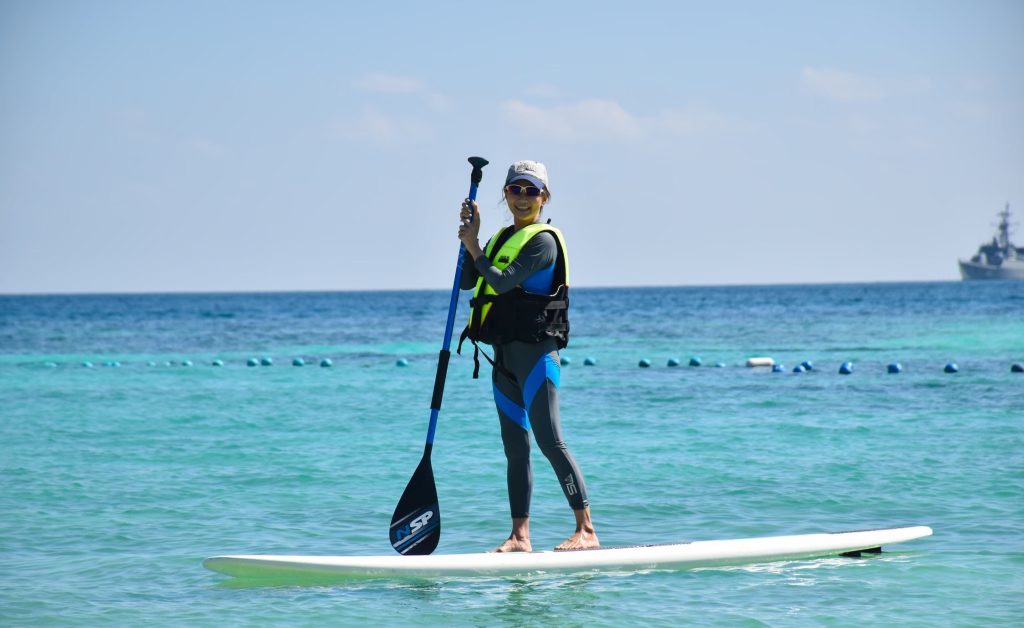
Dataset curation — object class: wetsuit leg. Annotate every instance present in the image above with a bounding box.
[492,345,532,518]
[499,340,590,512]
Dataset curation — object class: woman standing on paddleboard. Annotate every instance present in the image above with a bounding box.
[457,160,598,552]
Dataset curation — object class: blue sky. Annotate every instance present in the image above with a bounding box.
[2,0,1022,293]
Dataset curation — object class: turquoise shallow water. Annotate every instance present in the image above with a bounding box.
[1,283,1022,625]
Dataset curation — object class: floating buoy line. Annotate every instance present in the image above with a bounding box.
[21,356,1024,374]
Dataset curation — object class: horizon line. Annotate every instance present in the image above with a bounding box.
[0,278,975,298]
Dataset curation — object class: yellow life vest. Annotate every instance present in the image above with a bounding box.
[459,223,570,365]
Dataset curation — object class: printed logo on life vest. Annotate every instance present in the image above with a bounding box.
[563,474,578,496]
[498,256,510,264]
[392,508,435,545]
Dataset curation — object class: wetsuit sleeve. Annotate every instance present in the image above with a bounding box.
[473,232,556,294]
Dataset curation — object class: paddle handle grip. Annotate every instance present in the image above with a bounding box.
[430,349,450,412]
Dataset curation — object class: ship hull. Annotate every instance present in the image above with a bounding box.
[959,259,1024,280]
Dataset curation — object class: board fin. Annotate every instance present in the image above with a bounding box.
[840,546,882,557]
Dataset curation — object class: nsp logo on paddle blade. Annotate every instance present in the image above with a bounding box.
[390,503,439,554]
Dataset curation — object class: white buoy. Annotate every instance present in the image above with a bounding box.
[746,357,774,367]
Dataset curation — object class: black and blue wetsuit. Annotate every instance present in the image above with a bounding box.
[461,230,590,518]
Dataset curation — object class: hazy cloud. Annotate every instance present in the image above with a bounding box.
[352,73,425,94]
[949,101,993,124]
[503,99,644,142]
[906,76,933,94]
[352,72,452,113]
[525,84,565,99]
[844,113,878,134]
[502,99,742,143]
[801,67,885,102]
[332,107,400,143]
[959,76,992,93]
[424,92,452,112]
[338,74,451,144]
[187,137,229,158]
[332,107,431,145]
[654,107,742,136]
[112,107,162,143]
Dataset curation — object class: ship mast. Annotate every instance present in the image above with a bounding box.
[996,202,1013,250]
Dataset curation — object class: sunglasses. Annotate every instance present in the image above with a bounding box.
[505,184,543,197]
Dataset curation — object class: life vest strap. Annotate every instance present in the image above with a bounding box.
[468,294,498,308]
[472,292,565,306]
[458,326,518,382]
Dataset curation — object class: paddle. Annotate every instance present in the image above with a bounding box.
[389,156,488,555]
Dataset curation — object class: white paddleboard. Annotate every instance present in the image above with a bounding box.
[204,525,931,579]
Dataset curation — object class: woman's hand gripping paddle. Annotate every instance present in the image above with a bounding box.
[389,156,488,555]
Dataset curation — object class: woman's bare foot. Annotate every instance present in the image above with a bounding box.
[492,516,532,552]
[554,529,599,551]
[493,535,532,553]
[554,507,600,551]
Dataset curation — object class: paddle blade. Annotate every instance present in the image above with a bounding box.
[389,451,440,555]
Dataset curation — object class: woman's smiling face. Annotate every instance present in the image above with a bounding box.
[504,178,548,226]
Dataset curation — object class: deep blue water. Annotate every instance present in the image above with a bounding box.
[1,282,1022,625]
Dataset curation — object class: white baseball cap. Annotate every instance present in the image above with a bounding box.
[505,160,549,191]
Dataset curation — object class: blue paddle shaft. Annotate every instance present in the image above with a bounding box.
[426,158,486,445]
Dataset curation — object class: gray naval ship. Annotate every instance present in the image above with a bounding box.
[958,203,1024,280]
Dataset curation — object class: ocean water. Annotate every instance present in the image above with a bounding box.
[1,282,1022,626]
